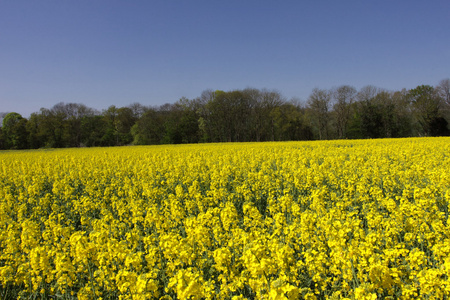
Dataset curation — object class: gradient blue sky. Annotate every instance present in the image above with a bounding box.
[1,1,449,117]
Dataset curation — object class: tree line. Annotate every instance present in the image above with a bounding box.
[1,79,449,150]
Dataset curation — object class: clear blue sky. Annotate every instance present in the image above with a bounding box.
[1,0,449,117]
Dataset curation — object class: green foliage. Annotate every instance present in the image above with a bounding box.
[131,109,164,145]
[2,80,450,150]
[408,85,447,136]
[2,112,28,149]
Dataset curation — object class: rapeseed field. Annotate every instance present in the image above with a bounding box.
[1,138,449,299]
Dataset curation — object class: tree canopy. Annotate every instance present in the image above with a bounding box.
[1,80,449,150]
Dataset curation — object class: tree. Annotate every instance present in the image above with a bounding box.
[0,127,3,149]
[0,112,8,149]
[26,112,45,149]
[226,90,255,142]
[437,78,450,107]
[332,85,356,139]
[271,101,313,141]
[408,85,445,136]
[54,102,97,147]
[131,107,165,145]
[195,89,216,142]
[101,106,136,146]
[307,88,331,140]
[80,115,108,147]
[128,102,149,119]
[2,112,28,149]
[158,103,183,144]
[205,90,241,142]
[174,97,201,143]
[356,85,380,103]
[101,106,119,146]
[358,99,384,138]
[352,86,383,139]
[255,89,284,141]
[116,107,136,145]
[0,112,8,126]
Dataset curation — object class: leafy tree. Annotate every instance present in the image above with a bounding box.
[408,85,444,136]
[101,106,136,146]
[205,90,234,142]
[388,90,414,137]
[272,101,313,141]
[376,91,412,138]
[26,112,45,149]
[2,112,28,149]
[80,115,108,147]
[131,108,165,145]
[204,89,281,142]
[359,99,384,138]
[158,103,182,144]
[101,106,119,146]
[351,86,381,138]
[27,103,98,148]
[52,102,97,147]
[157,99,201,144]
[0,127,3,149]
[49,103,72,147]
[116,107,136,145]
[33,107,63,148]
[176,98,202,143]
[4,79,450,149]
[0,113,7,149]
[254,89,284,141]
[220,90,255,142]
[193,90,214,142]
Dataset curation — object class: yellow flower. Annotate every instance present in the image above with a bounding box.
[0,138,449,298]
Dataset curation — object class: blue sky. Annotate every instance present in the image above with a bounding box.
[1,1,449,117]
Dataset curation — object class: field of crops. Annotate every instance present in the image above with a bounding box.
[1,138,449,299]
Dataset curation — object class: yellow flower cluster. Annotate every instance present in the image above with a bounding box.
[0,138,449,299]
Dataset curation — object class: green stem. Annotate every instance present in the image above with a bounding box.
[87,261,98,300]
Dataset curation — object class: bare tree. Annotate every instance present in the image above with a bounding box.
[357,85,381,102]
[332,85,356,138]
[259,89,284,141]
[437,78,450,107]
[196,89,216,142]
[128,102,148,119]
[307,88,331,140]
[0,112,10,127]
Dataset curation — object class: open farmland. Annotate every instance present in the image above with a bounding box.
[1,138,449,299]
